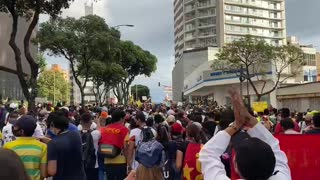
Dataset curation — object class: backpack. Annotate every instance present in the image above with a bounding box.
[81,130,96,169]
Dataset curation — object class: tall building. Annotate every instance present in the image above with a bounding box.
[172,0,287,102]
[0,13,36,101]
[51,64,69,82]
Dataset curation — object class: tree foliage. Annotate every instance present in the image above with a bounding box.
[88,61,127,105]
[131,84,150,101]
[114,41,157,104]
[36,15,121,105]
[214,35,304,101]
[0,0,75,109]
[37,69,70,104]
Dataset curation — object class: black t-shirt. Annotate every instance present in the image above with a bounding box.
[305,129,320,134]
[48,131,86,180]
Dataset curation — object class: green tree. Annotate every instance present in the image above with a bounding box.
[0,0,74,109]
[131,84,150,101]
[36,15,121,105]
[88,61,127,105]
[37,52,47,73]
[114,41,157,104]
[215,35,304,101]
[37,69,70,104]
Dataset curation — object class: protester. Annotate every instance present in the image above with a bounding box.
[127,111,157,171]
[176,123,204,180]
[301,114,313,134]
[80,112,100,180]
[280,118,300,134]
[4,115,47,180]
[47,113,86,180]
[0,149,30,180]
[199,89,290,180]
[274,108,300,134]
[99,110,129,180]
[305,113,320,134]
[2,111,19,145]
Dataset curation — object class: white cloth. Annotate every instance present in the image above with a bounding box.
[3,122,44,144]
[199,123,291,180]
[284,130,300,134]
[2,123,15,145]
[78,122,97,131]
[33,123,44,138]
[91,130,101,168]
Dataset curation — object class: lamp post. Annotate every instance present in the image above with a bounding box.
[112,24,134,29]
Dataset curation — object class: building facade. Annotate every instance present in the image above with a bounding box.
[286,36,317,84]
[0,13,36,101]
[172,0,287,102]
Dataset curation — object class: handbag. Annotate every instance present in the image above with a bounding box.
[98,144,121,158]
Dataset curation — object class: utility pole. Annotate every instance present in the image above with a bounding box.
[135,85,138,101]
[53,71,55,106]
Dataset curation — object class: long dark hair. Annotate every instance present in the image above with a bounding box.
[0,149,30,180]
[187,124,205,144]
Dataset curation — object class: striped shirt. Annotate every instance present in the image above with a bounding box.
[4,137,47,180]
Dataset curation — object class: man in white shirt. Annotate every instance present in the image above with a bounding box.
[2,111,19,145]
[199,89,291,180]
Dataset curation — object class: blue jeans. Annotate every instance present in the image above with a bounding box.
[98,154,106,180]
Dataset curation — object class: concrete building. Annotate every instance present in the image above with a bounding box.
[51,64,69,81]
[172,0,287,102]
[0,13,36,101]
[277,82,320,112]
[316,52,320,81]
[286,36,317,84]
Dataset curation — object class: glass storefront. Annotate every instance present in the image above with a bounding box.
[0,71,25,101]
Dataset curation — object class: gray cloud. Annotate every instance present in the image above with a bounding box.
[286,0,320,46]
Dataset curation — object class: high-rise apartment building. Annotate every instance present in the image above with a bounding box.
[174,0,286,62]
[172,0,287,102]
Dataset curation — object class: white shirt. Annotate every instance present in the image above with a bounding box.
[129,126,157,170]
[284,129,300,135]
[33,123,45,138]
[2,123,16,145]
[78,122,97,131]
[91,130,101,168]
[199,123,291,180]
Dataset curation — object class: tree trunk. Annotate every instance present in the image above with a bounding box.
[24,8,40,110]
[257,95,262,102]
[8,11,31,107]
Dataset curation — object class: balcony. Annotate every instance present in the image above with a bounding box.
[225,0,284,11]
[197,2,216,9]
[184,0,194,5]
[198,32,215,38]
[185,15,196,22]
[198,12,215,19]
[226,29,284,39]
[198,22,215,29]
[225,19,284,29]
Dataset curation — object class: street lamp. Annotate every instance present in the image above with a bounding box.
[112,24,134,29]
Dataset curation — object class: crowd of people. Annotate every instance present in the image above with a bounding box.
[0,89,319,180]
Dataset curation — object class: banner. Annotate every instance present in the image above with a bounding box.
[252,101,268,113]
[231,135,320,180]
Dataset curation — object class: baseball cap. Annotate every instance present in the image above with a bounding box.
[171,122,184,134]
[101,111,108,118]
[14,115,37,136]
[135,140,164,168]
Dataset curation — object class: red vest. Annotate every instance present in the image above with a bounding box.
[99,123,129,149]
[183,143,204,180]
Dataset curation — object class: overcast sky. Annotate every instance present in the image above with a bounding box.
[44,0,320,103]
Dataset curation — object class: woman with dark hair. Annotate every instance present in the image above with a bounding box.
[176,124,204,180]
[0,149,30,180]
